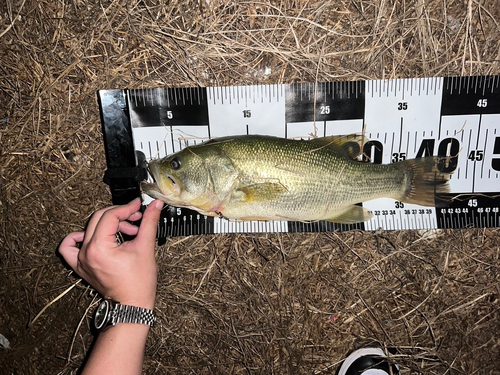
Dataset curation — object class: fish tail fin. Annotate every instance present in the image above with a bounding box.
[399,156,453,207]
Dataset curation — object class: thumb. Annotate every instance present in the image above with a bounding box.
[135,200,163,246]
[58,231,85,271]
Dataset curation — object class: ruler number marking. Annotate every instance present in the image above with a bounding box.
[468,150,484,162]
[392,152,406,163]
[477,99,488,108]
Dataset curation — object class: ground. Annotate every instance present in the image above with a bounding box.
[1,0,499,374]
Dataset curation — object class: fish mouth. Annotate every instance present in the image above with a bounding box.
[142,162,181,201]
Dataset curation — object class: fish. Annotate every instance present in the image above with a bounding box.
[141,134,453,224]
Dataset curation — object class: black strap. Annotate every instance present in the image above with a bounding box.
[103,166,147,185]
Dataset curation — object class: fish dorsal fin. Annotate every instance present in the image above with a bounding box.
[309,134,368,159]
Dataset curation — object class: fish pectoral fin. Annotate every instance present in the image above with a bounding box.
[310,134,368,159]
[325,205,373,224]
[237,182,288,203]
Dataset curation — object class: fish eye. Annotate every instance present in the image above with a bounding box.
[170,157,181,169]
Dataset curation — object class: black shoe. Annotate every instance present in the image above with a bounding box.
[335,347,400,375]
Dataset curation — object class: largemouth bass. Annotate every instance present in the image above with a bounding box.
[141,134,452,223]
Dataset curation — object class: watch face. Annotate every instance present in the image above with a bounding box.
[94,300,110,331]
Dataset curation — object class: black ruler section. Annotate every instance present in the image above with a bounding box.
[99,88,214,240]
[157,207,215,238]
[438,76,500,229]
[288,221,364,233]
[128,87,209,128]
[441,76,500,115]
[285,81,366,232]
[98,89,142,205]
[127,87,213,238]
[285,81,365,123]
[436,193,500,228]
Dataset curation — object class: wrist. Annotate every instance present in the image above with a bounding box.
[94,299,156,332]
[117,296,156,311]
[106,290,156,311]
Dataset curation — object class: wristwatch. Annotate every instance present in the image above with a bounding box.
[93,298,156,331]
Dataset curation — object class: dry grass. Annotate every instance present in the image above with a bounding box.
[1,0,499,374]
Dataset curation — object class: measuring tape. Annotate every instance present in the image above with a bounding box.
[98,76,500,238]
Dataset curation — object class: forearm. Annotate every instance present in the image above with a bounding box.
[82,324,150,375]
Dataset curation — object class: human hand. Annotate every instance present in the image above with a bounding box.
[59,198,163,310]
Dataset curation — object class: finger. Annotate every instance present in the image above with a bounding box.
[127,210,143,222]
[83,199,141,242]
[58,231,85,271]
[134,199,163,248]
[91,198,142,242]
[83,206,116,244]
[117,221,139,236]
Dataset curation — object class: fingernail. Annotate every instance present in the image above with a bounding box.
[155,200,164,210]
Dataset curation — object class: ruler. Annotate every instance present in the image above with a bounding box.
[98,76,500,238]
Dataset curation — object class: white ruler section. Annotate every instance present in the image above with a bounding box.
[362,78,442,231]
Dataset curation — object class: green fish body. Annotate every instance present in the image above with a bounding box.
[141,134,452,223]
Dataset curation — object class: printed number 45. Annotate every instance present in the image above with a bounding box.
[477,99,488,108]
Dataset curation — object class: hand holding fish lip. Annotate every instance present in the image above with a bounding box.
[58,198,163,310]
[142,134,454,224]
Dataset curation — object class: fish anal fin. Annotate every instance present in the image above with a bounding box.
[325,205,373,224]
[310,134,368,159]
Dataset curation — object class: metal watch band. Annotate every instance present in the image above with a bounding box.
[114,304,156,327]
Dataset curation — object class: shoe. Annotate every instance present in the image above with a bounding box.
[335,347,400,375]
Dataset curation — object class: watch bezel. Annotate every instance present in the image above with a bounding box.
[94,299,113,331]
